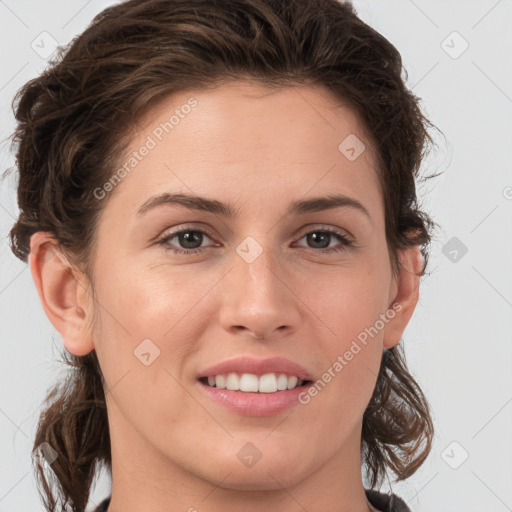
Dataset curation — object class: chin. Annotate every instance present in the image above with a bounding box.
[199,450,311,491]
[214,468,302,492]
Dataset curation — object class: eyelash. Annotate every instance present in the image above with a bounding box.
[156,226,355,255]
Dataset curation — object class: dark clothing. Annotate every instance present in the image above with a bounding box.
[93,489,411,512]
[94,496,110,512]
[365,489,411,512]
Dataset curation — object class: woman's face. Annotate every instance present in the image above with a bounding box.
[61,81,418,495]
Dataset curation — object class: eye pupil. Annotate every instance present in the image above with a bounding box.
[179,231,203,249]
[307,232,330,249]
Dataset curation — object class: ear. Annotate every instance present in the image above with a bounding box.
[29,232,95,356]
[382,244,423,349]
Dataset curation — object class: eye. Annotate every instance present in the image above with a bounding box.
[157,228,216,255]
[294,227,354,253]
[157,226,354,255]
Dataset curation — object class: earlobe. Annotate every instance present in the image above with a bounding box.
[382,245,423,349]
[29,232,95,356]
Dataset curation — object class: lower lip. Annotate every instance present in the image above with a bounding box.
[197,380,312,416]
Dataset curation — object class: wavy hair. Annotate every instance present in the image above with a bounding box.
[7,0,439,510]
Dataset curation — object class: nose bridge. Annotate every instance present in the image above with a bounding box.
[235,235,284,303]
[219,234,299,338]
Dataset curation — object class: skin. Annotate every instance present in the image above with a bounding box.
[29,80,422,512]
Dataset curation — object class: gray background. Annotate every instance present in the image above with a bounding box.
[1,1,511,511]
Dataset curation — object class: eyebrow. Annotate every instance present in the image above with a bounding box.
[136,192,371,220]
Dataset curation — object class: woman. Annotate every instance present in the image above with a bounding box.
[8,0,439,511]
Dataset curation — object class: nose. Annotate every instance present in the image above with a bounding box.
[219,242,301,341]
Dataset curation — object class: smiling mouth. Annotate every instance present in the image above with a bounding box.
[198,374,313,393]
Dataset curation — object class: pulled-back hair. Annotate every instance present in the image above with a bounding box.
[8,0,439,510]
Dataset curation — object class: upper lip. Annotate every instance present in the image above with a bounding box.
[198,356,313,381]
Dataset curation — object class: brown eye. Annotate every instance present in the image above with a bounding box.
[157,226,354,256]
[158,229,215,254]
[295,229,354,253]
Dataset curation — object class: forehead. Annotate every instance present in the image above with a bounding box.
[100,80,383,221]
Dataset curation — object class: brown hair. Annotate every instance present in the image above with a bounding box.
[7,0,440,510]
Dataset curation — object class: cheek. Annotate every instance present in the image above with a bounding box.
[92,267,200,425]
[95,263,199,335]
[304,330,382,440]
[301,265,387,405]
[304,263,390,342]
[91,263,212,384]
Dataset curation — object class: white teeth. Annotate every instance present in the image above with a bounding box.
[259,373,277,393]
[240,373,259,392]
[225,372,239,390]
[276,373,288,390]
[287,375,298,390]
[205,372,305,392]
[215,374,226,389]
